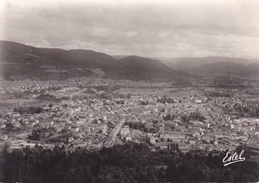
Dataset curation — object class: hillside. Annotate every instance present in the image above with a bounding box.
[247,63,259,74]
[0,41,119,80]
[115,55,181,80]
[112,55,129,60]
[0,41,181,81]
[157,56,258,72]
[191,62,257,75]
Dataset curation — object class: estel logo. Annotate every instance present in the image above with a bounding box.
[222,150,245,166]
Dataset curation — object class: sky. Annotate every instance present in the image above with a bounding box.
[1,0,259,59]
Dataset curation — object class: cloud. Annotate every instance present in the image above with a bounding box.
[1,0,259,59]
[126,31,138,37]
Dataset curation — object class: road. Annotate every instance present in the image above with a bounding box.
[108,119,125,147]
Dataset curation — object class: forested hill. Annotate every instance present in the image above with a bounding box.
[114,55,182,80]
[1,142,258,182]
[0,41,182,81]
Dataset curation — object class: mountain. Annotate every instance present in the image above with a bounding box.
[156,60,177,70]
[112,55,129,60]
[0,41,119,80]
[191,62,257,75]
[114,55,181,80]
[0,41,182,81]
[247,63,259,74]
[157,56,258,72]
[150,57,178,70]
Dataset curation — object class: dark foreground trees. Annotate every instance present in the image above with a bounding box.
[0,143,258,182]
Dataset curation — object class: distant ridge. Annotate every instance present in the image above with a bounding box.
[247,63,259,74]
[0,40,182,81]
[191,62,259,75]
[157,56,258,72]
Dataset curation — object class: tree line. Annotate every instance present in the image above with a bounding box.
[1,142,258,182]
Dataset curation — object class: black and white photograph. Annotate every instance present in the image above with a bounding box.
[0,0,259,182]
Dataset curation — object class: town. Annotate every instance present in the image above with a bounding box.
[1,76,258,157]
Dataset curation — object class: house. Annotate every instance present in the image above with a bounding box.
[0,123,6,128]
[189,140,196,145]
[126,136,132,141]
[178,143,192,153]
[194,99,202,104]
[150,137,157,144]
[12,112,21,118]
[121,126,130,136]
[1,135,8,140]
[160,131,184,142]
